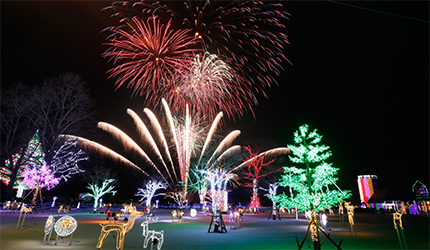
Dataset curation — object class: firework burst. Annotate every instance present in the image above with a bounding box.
[164,52,256,122]
[103,16,201,100]
[61,99,241,198]
[104,1,290,89]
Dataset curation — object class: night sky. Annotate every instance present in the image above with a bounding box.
[2,1,429,202]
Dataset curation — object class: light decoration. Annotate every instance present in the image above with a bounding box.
[51,196,57,207]
[50,137,87,181]
[1,156,23,188]
[16,184,24,198]
[54,215,77,245]
[190,209,197,218]
[97,206,143,250]
[166,191,186,208]
[229,209,240,229]
[21,162,60,190]
[277,124,350,249]
[339,202,345,226]
[200,168,235,233]
[2,131,45,189]
[344,201,356,235]
[357,175,377,205]
[171,210,178,222]
[43,215,55,244]
[240,146,281,213]
[16,203,33,230]
[141,214,164,250]
[82,179,117,209]
[135,180,167,213]
[393,204,408,249]
[58,205,71,214]
[261,183,281,220]
[21,162,60,213]
[320,214,328,229]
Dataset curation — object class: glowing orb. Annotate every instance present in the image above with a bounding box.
[190,209,197,218]
[54,216,77,237]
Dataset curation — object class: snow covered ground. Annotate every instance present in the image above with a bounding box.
[0,207,428,250]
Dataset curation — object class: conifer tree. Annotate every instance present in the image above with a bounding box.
[277,124,351,249]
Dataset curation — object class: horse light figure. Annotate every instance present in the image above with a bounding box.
[141,215,164,250]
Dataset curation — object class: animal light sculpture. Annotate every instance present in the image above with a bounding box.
[136,180,167,213]
[96,206,143,250]
[43,215,55,244]
[16,203,33,230]
[54,215,77,245]
[344,201,356,235]
[141,215,164,250]
[393,205,408,249]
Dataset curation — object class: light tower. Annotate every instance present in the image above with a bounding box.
[357,175,377,206]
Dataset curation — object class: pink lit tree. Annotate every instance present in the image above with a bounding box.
[22,162,60,213]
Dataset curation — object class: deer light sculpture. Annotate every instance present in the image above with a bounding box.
[96,206,143,250]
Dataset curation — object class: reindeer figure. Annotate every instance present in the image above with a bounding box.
[58,205,71,215]
[171,210,177,222]
[141,215,164,250]
[96,206,143,250]
[10,201,20,213]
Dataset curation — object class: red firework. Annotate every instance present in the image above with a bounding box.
[102,16,201,103]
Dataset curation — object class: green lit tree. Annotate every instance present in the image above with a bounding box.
[83,179,117,210]
[277,124,351,249]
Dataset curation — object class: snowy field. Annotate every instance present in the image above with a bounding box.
[0,208,428,250]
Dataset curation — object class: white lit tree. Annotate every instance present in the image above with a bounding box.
[260,183,280,219]
[277,124,351,249]
[50,137,87,181]
[200,168,235,232]
[136,180,167,213]
[83,179,117,209]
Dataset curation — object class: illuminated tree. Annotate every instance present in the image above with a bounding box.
[50,137,87,181]
[199,168,235,232]
[136,180,167,213]
[166,191,186,208]
[1,74,97,200]
[21,160,60,213]
[261,183,280,219]
[277,124,351,249]
[240,146,282,212]
[2,131,46,190]
[83,179,117,209]
[185,167,209,208]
